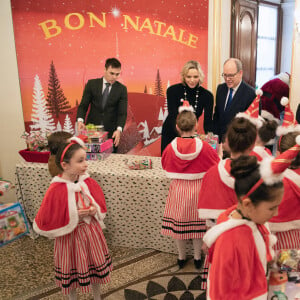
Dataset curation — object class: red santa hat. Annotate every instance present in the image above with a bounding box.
[260,76,290,121]
[276,97,300,136]
[235,89,263,127]
[178,99,194,113]
[243,135,300,199]
[60,135,88,163]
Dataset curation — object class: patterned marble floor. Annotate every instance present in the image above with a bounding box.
[0,235,206,300]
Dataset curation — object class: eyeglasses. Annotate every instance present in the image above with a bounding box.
[222,71,239,79]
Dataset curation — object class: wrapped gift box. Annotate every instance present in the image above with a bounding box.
[0,203,29,247]
[0,179,12,196]
[19,149,50,163]
[85,139,113,154]
[86,139,113,161]
[100,139,113,152]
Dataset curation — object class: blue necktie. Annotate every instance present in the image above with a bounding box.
[102,83,110,109]
[225,88,233,111]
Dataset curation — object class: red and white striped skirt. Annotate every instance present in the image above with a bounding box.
[54,218,112,295]
[161,179,206,239]
[274,229,300,250]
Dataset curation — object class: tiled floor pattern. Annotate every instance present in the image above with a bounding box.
[1,236,206,300]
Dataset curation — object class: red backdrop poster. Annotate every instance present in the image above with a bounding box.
[11,0,209,156]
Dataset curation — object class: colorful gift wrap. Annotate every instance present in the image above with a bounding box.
[0,203,29,247]
[0,179,12,196]
[268,271,300,300]
[86,152,110,161]
[85,143,102,153]
[125,158,153,170]
[99,139,113,152]
[198,132,218,150]
[278,249,300,272]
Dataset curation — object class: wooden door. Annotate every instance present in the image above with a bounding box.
[232,0,258,87]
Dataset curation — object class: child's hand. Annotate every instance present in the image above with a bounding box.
[89,205,97,216]
[78,209,90,220]
[202,242,209,255]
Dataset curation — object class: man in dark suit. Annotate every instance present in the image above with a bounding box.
[213,58,256,143]
[76,58,128,149]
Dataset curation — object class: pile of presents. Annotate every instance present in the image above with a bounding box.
[79,124,113,160]
[0,179,29,247]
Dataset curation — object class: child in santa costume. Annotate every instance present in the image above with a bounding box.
[203,146,300,300]
[236,89,277,161]
[161,100,220,269]
[196,116,256,288]
[268,99,300,250]
[33,137,112,300]
[197,116,257,221]
[250,118,277,161]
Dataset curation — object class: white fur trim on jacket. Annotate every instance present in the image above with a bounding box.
[171,138,203,160]
[33,173,106,238]
[204,219,275,273]
[164,171,206,180]
[198,208,225,220]
[269,220,300,232]
[218,159,235,188]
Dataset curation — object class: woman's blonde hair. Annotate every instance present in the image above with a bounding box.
[180,60,205,84]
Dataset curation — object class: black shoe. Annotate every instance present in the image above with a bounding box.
[177,258,187,269]
[194,259,202,269]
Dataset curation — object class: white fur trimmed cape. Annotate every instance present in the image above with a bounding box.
[269,168,300,232]
[197,159,238,219]
[33,174,107,238]
[250,146,273,162]
[161,137,220,180]
[204,205,276,300]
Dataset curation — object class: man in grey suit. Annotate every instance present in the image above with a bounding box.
[77,58,128,149]
[213,58,256,143]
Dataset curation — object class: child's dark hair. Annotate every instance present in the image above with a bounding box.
[230,155,283,205]
[278,131,300,169]
[258,120,278,144]
[48,131,73,155]
[226,117,257,153]
[55,143,83,171]
[176,110,197,132]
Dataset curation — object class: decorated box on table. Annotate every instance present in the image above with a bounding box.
[197,132,218,151]
[0,202,29,247]
[125,158,152,170]
[79,124,108,144]
[85,139,113,161]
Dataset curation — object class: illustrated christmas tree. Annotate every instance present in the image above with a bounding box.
[144,85,148,94]
[30,74,55,136]
[163,80,170,121]
[154,69,164,97]
[46,60,71,118]
[63,114,74,135]
[56,121,62,132]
